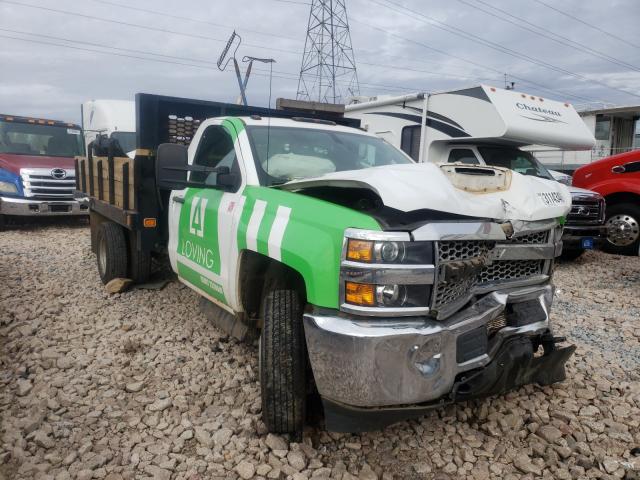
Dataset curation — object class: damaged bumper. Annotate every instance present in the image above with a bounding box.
[303,283,575,432]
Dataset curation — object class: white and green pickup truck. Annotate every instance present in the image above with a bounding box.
[78,94,576,436]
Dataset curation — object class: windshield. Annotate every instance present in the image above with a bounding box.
[0,120,84,157]
[246,125,413,185]
[478,146,554,180]
[111,131,136,154]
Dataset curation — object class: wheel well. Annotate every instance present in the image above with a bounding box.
[238,250,307,326]
[604,192,640,209]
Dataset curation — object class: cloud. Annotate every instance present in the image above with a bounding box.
[1,0,639,123]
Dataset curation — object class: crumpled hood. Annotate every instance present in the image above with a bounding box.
[280,162,572,222]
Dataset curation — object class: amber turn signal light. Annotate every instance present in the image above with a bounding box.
[346,239,373,262]
[143,218,157,228]
[345,282,375,306]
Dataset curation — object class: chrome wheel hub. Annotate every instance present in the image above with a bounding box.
[98,235,108,274]
[606,214,639,247]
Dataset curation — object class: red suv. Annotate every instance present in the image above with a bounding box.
[573,150,640,255]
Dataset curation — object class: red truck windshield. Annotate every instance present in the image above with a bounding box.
[0,120,84,157]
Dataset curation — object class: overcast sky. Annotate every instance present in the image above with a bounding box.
[1,0,640,123]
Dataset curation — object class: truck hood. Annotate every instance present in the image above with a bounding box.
[279,162,572,222]
[0,153,76,175]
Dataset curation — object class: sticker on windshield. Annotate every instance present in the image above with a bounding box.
[537,191,563,206]
[67,128,81,135]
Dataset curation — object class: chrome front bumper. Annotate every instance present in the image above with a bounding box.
[0,196,89,216]
[304,283,554,408]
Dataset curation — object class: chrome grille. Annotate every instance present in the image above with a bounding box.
[487,313,507,336]
[433,241,493,310]
[504,230,549,244]
[433,231,551,315]
[433,274,476,310]
[566,198,604,224]
[438,240,494,262]
[479,260,544,284]
[20,168,76,200]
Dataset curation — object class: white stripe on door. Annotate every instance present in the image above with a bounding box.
[246,199,267,252]
[268,206,292,262]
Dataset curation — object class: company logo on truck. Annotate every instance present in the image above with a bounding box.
[189,196,208,238]
[516,103,566,124]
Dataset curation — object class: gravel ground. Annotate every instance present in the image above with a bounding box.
[1,221,639,480]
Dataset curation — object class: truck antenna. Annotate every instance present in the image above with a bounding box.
[217,31,275,106]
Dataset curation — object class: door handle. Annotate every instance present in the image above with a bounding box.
[172,196,185,204]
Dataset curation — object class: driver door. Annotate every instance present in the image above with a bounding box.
[168,122,245,312]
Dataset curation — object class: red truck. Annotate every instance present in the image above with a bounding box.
[0,114,89,227]
[573,150,640,255]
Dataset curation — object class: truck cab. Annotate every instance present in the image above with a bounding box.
[82,100,137,158]
[345,86,606,259]
[573,150,640,255]
[0,114,89,226]
[77,93,576,436]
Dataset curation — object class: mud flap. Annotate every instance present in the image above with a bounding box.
[322,336,575,433]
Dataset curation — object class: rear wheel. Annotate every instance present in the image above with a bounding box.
[129,246,151,283]
[96,222,128,284]
[259,272,306,437]
[603,203,640,256]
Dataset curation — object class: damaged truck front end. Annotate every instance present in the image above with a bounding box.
[305,219,574,431]
[278,162,577,431]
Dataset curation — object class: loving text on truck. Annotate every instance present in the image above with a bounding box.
[0,115,89,224]
[76,93,576,436]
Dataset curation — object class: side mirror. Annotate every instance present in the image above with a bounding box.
[217,172,240,190]
[156,143,188,190]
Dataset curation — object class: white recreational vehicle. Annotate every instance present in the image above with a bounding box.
[345,85,606,259]
[81,100,136,158]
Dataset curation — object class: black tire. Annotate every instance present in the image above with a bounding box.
[96,222,128,284]
[260,283,306,436]
[560,248,585,261]
[603,202,640,256]
[129,246,151,283]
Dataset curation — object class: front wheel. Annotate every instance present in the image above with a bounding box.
[259,287,306,436]
[603,203,640,256]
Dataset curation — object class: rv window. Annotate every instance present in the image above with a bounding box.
[448,149,480,165]
[595,117,611,141]
[401,125,421,161]
[478,146,553,180]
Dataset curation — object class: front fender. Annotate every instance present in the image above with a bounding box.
[238,186,381,308]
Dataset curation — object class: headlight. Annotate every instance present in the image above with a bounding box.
[341,229,435,315]
[0,181,18,194]
[346,238,434,264]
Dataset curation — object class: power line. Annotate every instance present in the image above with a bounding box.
[0,31,420,95]
[0,0,301,56]
[349,16,602,104]
[0,0,609,104]
[372,0,640,99]
[457,0,640,72]
[531,0,640,50]
[83,0,299,42]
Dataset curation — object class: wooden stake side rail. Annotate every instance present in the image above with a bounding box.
[75,155,136,211]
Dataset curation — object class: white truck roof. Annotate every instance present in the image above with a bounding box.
[346,85,595,150]
[82,99,135,134]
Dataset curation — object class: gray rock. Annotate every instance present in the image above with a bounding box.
[236,460,256,479]
[265,433,288,451]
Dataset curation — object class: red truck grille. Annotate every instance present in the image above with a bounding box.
[20,168,76,200]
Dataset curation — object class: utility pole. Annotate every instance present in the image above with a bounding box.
[297,0,360,104]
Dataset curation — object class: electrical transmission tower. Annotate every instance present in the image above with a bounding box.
[297,0,360,104]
